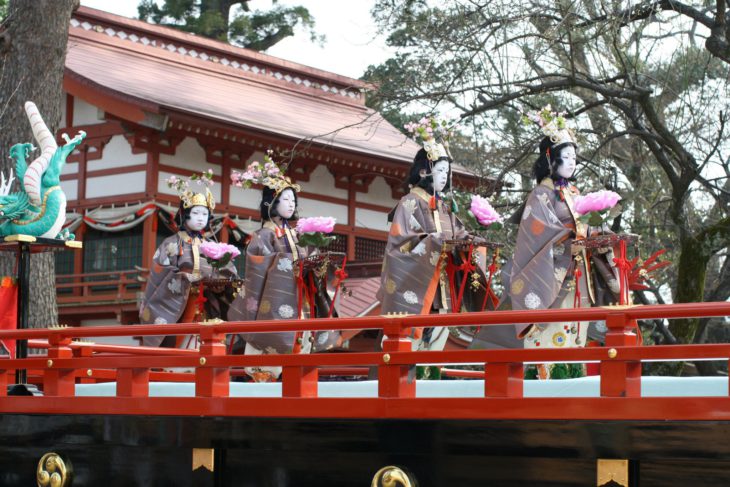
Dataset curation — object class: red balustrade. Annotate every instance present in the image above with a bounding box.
[0,302,728,421]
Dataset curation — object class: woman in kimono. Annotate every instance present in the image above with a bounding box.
[140,187,237,348]
[475,113,619,378]
[379,132,488,352]
[228,168,339,382]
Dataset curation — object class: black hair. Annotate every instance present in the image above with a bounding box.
[175,201,213,232]
[260,186,299,222]
[405,148,452,194]
[532,136,577,183]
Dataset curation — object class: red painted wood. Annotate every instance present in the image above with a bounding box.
[195,329,229,398]
[2,396,730,421]
[485,362,524,398]
[117,368,150,397]
[378,325,415,399]
[44,336,75,397]
[282,366,319,398]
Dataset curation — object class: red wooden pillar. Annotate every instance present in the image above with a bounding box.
[117,368,150,397]
[44,334,75,396]
[73,223,86,297]
[347,183,356,261]
[600,313,641,397]
[378,319,415,398]
[220,221,229,244]
[485,362,524,398]
[282,365,318,398]
[141,210,158,273]
[195,327,229,397]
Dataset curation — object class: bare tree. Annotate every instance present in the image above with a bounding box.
[367,0,729,345]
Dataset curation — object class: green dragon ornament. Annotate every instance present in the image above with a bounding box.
[0,102,85,239]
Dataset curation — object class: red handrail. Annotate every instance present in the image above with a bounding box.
[0,302,728,422]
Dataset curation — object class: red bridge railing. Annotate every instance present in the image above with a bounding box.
[0,302,729,421]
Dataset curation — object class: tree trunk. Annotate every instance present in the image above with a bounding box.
[0,0,79,328]
[670,233,710,343]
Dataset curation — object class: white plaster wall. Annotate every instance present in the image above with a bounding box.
[355,175,398,207]
[87,135,147,172]
[62,162,78,176]
[297,198,348,224]
[157,170,222,205]
[229,184,263,209]
[355,207,389,232]
[160,137,220,175]
[86,172,145,198]
[60,179,78,201]
[298,165,348,199]
[73,97,101,125]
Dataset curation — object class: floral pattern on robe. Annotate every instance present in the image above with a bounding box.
[379,187,488,350]
[474,178,618,350]
[139,232,237,347]
[228,221,339,356]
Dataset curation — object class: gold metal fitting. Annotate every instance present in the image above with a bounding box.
[608,348,618,359]
[46,359,53,367]
[37,452,71,487]
[382,353,391,364]
[86,369,92,377]
[199,357,207,365]
[372,465,415,487]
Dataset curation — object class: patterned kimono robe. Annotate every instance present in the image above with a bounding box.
[140,231,237,348]
[228,221,339,379]
[380,187,487,350]
[474,178,618,350]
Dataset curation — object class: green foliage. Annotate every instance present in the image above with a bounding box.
[137,0,322,51]
[0,0,7,22]
[296,232,335,249]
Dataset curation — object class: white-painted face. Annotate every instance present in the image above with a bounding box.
[275,188,296,220]
[431,160,450,193]
[556,145,577,179]
[186,205,209,232]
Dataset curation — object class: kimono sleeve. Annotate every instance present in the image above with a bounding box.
[139,238,191,326]
[509,186,571,318]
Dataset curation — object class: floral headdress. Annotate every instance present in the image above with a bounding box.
[230,150,301,196]
[404,116,457,162]
[523,105,577,148]
[166,170,216,211]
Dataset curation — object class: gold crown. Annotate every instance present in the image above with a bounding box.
[181,188,215,211]
[263,175,301,196]
[424,139,450,162]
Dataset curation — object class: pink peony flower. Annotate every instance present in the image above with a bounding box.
[470,195,503,227]
[573,190,622,215]
[199,241,241,261]
[295,216,336,234]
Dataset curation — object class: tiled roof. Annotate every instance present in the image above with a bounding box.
[337,277,381,318]
[67,7,423,164]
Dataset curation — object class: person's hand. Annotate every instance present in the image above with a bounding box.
[182,272,202,283]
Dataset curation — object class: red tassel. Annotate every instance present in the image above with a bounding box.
[429,195,437,210]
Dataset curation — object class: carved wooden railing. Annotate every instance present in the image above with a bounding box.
[55,268,148,306]
[0,302,729,421]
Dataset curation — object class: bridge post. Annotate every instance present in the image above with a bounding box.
[601,313,641,397]
[378,318,415,398]
[44,334,75,396]
[195,327,229,397]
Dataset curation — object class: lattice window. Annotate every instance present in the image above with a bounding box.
[55,251,75,295]
[355,237,387,262]
[84,226,143,272]
[326,233,348,255]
